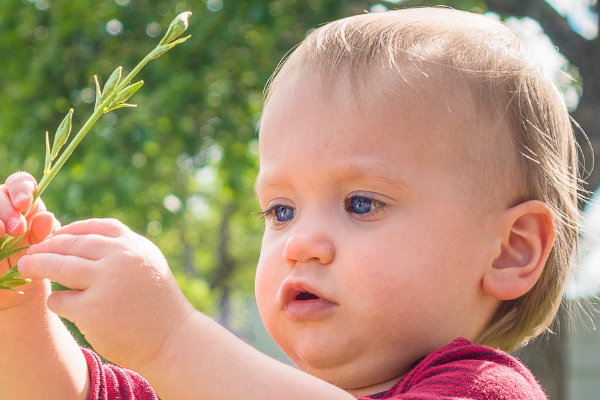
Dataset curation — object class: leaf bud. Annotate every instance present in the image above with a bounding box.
[105,81,144,112]
[159,11,192,46]
[149,35,191,60]
[102,66,123,99]
[44,131,52,173]
[94,76,102,110]
[50,109,74,161]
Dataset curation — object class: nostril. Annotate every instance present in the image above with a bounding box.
[296,292,319,300]
[283,234,335,267]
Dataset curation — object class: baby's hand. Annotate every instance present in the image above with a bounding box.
[0,172,56,241]
[18,218,195,370]
[0,172,58,305]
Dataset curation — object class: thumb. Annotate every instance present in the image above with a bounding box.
[47,290,83,324]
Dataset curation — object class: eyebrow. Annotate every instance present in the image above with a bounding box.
[254,161,409,195]
[332,162,409,192]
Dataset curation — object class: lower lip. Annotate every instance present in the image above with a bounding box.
[284,299,336,320]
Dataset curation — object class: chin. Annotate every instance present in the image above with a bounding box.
[287,349,361,388]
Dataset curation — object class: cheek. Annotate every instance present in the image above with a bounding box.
[254,247,294,351]
[254,241,284,316]
[348,237,439,310]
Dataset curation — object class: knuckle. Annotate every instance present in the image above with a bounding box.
[49,254,68,276]
[105,218,129,235]
[0,193,13,215]
[25,199,46,218]
[6,172,35,189]
[56,234,85,254]
[47,292,65,315]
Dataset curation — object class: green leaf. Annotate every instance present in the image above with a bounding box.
[105,80,144,112]
[1,265,19,279]
[0,263,31,293]
[104,103,137,112]
[0,277,30,287]
[149,36,191,60]
[158,11,192,46]
[102,66,123,99]
[44,130,52,174]
[148,44,171,60]
[0,273,30,292]
[50,108,74,161]
[94,75,102,110]
[0,285,22,293]
[0,245,29,263]
[0,234,24,250]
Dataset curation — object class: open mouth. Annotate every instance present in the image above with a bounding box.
[295,291,319,301]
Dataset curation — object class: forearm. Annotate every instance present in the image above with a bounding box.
[138,311,355,400]
[0,281,90,400]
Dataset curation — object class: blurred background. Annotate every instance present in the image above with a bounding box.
[0,0,598,399]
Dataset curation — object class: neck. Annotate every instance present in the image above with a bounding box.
[345,375,403,398]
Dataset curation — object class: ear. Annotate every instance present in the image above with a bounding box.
[483,200,556,301]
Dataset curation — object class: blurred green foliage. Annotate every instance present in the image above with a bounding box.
[2,0,591,341]
[0,0,387,318]
[1,1,596,394]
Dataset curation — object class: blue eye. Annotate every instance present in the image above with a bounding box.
[345,195,385,218]
[262,204,295,226]
[347,195,375,214]
[274,205,294,222]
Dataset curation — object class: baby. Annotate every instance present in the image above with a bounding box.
[1,7,579,400]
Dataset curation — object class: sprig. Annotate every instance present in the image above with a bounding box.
[0,11,192,292]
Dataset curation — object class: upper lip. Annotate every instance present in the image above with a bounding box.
[278,279,334,308]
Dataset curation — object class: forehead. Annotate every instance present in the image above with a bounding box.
[261,68,484,163]
[258,69,487,189]
[256,66,525,213]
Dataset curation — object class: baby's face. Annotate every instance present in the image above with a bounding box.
[254,73,503,395]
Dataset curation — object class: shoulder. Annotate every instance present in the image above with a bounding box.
[369,338,548,400]
[82,347,159,400]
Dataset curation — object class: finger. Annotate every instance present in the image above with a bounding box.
[5,245,29,269]
[0,187,26,236]
[5,172,37,212]
[47,290,84,324]
[28,212,58,244]
[24,195,47,221]
[18,253,95,290]
[27,233,115,261]
[52,218,128,239]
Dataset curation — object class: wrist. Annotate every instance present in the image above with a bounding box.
[0,280,90,400]
[136,310,207,388]
[121,298,197,373]
[0,278,50,313]
[136,311,356,400]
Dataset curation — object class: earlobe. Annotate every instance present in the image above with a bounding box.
[483,200,556,301]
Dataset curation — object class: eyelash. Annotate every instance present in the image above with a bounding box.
[260,204,295,228]
[344,195,386,220]
[260,195,386,228]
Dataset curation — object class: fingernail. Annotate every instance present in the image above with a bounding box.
[18,255,28,269]
[13,192,28,203]
[7,217,19,232]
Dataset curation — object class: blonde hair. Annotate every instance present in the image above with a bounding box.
[265,7,580,352]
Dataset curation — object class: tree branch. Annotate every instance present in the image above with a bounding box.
[210,202,236,290]
[485,0,590,67]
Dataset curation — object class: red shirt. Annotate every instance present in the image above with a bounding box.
[83,338,546,400]
[83,348,159,400]
[359,338,547,399]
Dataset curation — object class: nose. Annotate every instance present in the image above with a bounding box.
[282,230,335,267]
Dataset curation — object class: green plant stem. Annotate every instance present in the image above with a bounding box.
[0,11,192,291]
[33,52,155,204]
[1,54,155,288]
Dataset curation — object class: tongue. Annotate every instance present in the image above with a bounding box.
[296,292,319,300]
